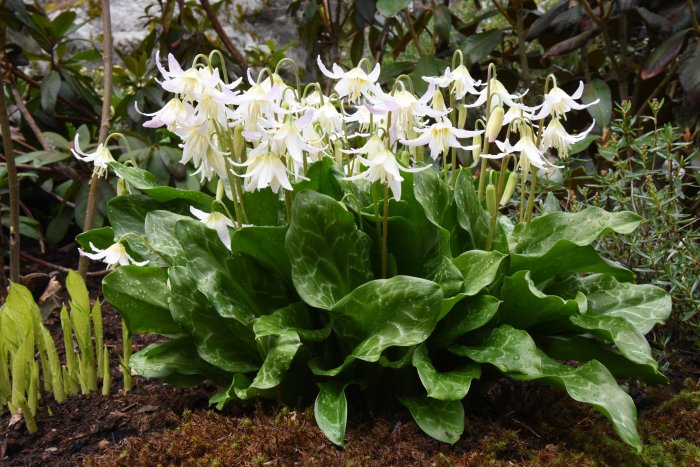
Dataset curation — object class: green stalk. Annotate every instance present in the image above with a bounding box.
[0,343,9,406]
[17,395,37,434]
[525,165,538,223]
[92,300,103,378]
[60,306,82,393]
[485,184,498,250]
[381,183,390,279]
[122,321,132,392]
[284,189,293,224]
[40,326,65,403]
[101,345,110,396]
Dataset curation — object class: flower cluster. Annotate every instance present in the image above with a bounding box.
[75,51,598,267]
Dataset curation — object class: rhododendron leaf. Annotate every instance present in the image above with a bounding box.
[399,396,464,444]
[286,190,374,310]
[451,325,642,452]
[413,344,480,401]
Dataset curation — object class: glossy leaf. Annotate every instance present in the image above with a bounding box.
[231,226,291,280]
[451,325,642,452]
[453,250,507,296]
[315,382,348,447]
[399,396,464,444]
[103,266,181,335]
[679,39,700,107]
[512,207,641,257]
[454,170,508,252]
[376,0,410,17]
[462,29,502,64]
[144,211,189,264]
[431,295,500,350]
[286,190,374,310]
[254,303,331,342]
[641,29,690,80]
[543,30,596,59]
[413,344,480,401]
[499,271,585,329]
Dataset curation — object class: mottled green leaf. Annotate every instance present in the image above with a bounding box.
[499,271,585,329]
[413,344,480,401]
[454,170,508,252]
[311,277,443,375]
[168,267,260,373]
[509,239,634,283]
[286,190,374,310]
[453,250,507,295]
[231,226,291,279]
[451,325,642,451]
[399,396,464,444]
[431,295,500,350]
[254,303,331,342]
[76,226,115,252]
[550,274,670,334]
[512,207,641,257]
[315,382,348,446]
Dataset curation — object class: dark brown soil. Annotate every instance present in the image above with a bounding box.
[1,241,699,466]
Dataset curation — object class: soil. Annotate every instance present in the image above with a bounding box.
[1,240,699,466]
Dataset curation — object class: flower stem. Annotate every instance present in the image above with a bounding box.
[525,166,538,223]
[122,321,132,392]
[382,182,389,279]
[285,189,293,224]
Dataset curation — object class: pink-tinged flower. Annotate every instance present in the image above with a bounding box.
[236,146,293,193]
[189,206,235,249]
[531,81,598,120]
[541,119,595,159]
[78,242,148,270]
[138,97,195,130]
[71,135,114,177]
[344,135,427,200]
[317,56,381,104]
[401,118,481,161]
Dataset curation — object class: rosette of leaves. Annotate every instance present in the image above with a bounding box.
[82,160,671,451]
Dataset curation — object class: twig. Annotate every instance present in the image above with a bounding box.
[0,11,21,282]
[375,17,391,64]
[18,199,45,254]
[199,0,248,77]
[20,252,108,276]
[403,8,426,57]
[512,418,541,438]
[78,0,113,278]
[633,61,679,120]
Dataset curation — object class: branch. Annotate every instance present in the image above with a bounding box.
[0,9,21,282]
[78,0,113,278]
[199,0,248,77]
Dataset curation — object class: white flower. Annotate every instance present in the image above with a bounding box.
[401,117,481,161]
[317,56,381,104]
[541,119,595,159]
[495,129,562,170]
[531,81,598,120]
[231,80,285,131]
[156,54,229,102]
[470,77,534,112]
[78,242,148,270]
[176,121,229,181]
[189,206,235,250]
[344,135,427,200]
[313,101,345,136]
[71,135,114,177]
[138,97,195,130]
[236,147,293,193]
[429,65,482,100]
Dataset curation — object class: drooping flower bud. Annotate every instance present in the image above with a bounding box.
[432,89,447,112]
[216,178,225,202]
[500,171,519,206]
[457,104,467,130]
[116,178,128,196]
[485,105,504,142]
[486,184,498,218]
[233,125,245,161]
[398,150,410,167]
[472,134,482,162]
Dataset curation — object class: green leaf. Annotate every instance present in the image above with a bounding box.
[234,331,302,399]
[451,325,642,451]
[66,270,92,359]
[376,0,410,17]
[540,336,667,384]
[462,29,502,64]
[641,29,690,80]
[254,303,331,342]
[582,79,612,128]
[130,337,231,387]
[103,266,181,335]
[454,170,508,252]
[499,271,585,329]
[315,382,349,447]
[432,4,451,43]
[231,226,291,280]
[509,239,634,284]
[453,250,507,296]
[413,344,480,401]
[311,277,443,375]
[144,211,190,264]
[40,70,61,113]
[550,274,670,334]
[243,188,282,226]
[76,226,115,253]
[512,207,641,257]
[292,157,345,201]
[570,314,660,372]
[398,396,464,444]
[168,266,260,373]
[286,190,374,310]
[431,295,500,350]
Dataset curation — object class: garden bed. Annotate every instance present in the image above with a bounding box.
[1,248,698,466]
